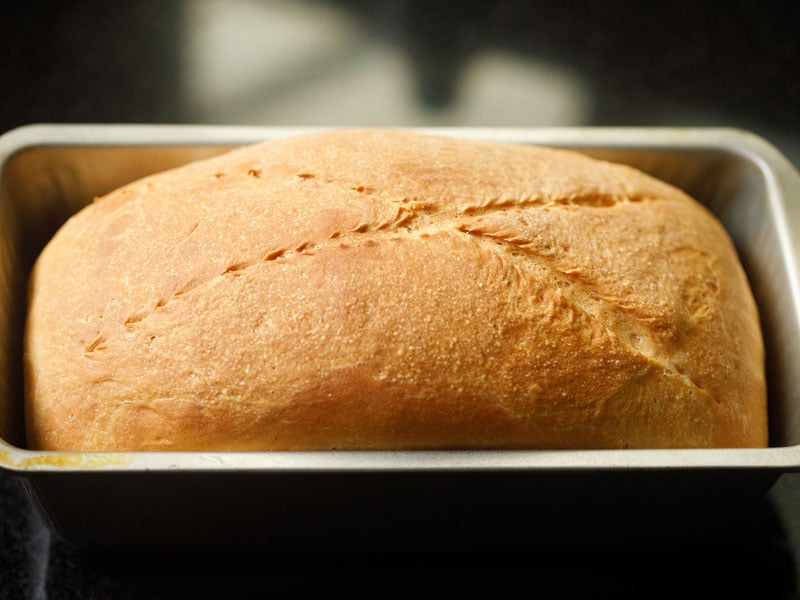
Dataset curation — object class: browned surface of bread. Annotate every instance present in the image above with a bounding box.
[24,129,768,450]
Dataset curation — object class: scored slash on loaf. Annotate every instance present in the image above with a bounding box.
[24,129,767,450]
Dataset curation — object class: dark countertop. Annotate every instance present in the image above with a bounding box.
[1,2,799,597]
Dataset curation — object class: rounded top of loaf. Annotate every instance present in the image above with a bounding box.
[24,128,767,450]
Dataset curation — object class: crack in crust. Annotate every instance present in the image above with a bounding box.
[106,189,692,393]
[458,192,650,215]
[455,228,704,397]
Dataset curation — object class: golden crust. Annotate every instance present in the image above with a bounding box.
[24,129,767,450]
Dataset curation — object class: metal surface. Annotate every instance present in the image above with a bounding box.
[0,125,798,551]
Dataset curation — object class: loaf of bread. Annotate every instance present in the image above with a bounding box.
[24,129,767,450]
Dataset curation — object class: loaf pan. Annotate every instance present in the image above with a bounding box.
[0,125,798,552]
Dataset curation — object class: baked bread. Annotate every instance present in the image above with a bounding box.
[24,129,768,450]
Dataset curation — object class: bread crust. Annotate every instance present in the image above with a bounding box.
[24,129,768,450]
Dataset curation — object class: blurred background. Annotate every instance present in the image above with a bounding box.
[1,1,799,598]
[1,0,799,161]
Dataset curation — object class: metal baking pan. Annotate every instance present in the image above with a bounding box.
[0,125,798,553]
